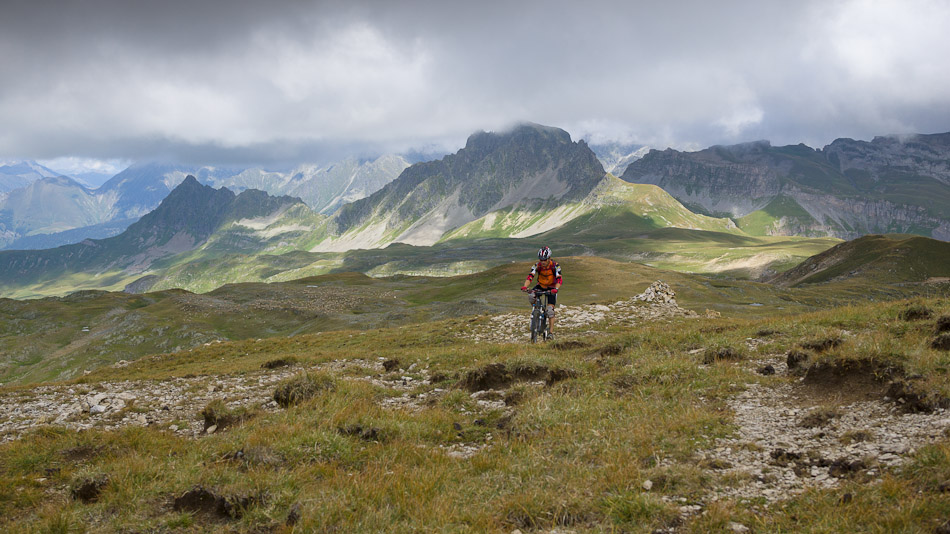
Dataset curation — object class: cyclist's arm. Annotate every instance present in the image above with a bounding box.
[524,263,538,288]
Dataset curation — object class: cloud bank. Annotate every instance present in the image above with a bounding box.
[1,0,948,165]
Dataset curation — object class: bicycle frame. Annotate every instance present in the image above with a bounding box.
[528,290,554,343]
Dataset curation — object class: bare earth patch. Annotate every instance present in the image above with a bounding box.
[692,356,950,505]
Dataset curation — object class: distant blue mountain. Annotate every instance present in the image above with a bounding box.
[3,218,139,251]
[0,161,60,193]
[0,157,408,250]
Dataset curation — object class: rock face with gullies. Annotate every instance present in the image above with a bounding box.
[621,133,950,240]
[323,123,606,250]
[206,155,410,215]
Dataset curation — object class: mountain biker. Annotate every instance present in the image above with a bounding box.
[521,246,562,339]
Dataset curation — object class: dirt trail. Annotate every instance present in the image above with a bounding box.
[464,281,703,344]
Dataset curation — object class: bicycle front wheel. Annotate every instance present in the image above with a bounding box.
[530,309,541,343]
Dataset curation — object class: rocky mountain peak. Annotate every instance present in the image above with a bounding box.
[462,122,574,153]
[331,123,606,242]
[716,139,772,155]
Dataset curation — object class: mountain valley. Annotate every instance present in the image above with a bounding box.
[0,157,409,251]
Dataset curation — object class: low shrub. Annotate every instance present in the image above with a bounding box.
[199,400,255,430]
[273,372,336,408]
[899,304,933,321]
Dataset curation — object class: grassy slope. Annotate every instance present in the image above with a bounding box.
[537,210,839,278]
[142,211,838,293]
[4,296,950,532]
[3,255,947,387]
[773,234,950,287]
[441,177,742,241]
[735,195,818,236]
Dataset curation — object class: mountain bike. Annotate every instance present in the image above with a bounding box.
[527,289,555,343]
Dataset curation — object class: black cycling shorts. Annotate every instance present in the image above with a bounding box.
[531,284,557,306]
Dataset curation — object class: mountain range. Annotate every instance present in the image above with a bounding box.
[0,123,839,298]
[0,177,304,291]
[0,157,409,250]
[2,123,950,299]
[325,124,608,250]
[621,133,950,240]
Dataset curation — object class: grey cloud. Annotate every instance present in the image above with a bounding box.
[1,0,948,165]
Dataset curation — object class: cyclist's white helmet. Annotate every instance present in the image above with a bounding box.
[538,246,551,261]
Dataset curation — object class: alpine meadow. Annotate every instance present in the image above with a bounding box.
[3,1,950,532]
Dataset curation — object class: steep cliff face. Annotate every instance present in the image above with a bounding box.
[623,141,786,216]
[824,133,950,186]
[621,134,950,240]
[208,155,409,215]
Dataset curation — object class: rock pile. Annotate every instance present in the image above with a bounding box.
[632,280,677,304]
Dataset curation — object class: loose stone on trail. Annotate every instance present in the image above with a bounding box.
[463,280,699,344]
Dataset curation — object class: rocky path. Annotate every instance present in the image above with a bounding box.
[693,355,950,504]
[465,281,703,344]
[649,351,950,531]
[0,357,427,443]
[0,367,299,443]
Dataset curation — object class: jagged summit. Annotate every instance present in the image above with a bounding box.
[464,122,574,149]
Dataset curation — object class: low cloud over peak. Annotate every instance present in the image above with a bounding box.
[1,0,948,166]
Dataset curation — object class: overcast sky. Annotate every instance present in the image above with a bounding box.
[2,0,949,171]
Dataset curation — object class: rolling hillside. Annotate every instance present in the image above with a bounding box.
[771,234,950,287]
